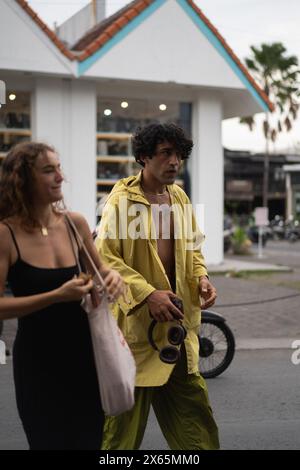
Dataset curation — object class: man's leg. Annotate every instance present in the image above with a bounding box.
[152,348,220,450]
[101,387,153,450]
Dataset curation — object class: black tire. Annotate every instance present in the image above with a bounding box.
[198,318,235,379]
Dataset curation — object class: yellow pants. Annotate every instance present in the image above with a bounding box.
[102,348,220,450]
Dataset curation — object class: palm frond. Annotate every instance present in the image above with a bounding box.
[284,116,292,131]
[240,116,255,131]
[263,120,269,138]
[271,129,277,142]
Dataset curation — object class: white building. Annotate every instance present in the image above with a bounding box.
[283,164,300,218]
[0,0,272,264]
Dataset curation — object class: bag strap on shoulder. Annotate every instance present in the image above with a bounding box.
[65,212,106,291]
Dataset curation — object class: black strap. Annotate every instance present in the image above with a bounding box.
[2,223,21,260]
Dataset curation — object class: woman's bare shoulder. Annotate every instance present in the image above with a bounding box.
[67,211,88,227]
[0,221,14,253]
[67,211,91,237]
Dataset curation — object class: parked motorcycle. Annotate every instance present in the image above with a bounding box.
[285,218,300,243]
[247,225,272,246]
[199,310,235,378]
[269,215,285,240]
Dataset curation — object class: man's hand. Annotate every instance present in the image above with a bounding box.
[199,276,217,310]
[146,290,184,323]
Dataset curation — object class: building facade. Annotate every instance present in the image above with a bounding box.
[225,149,300,219]
[283,164,300,218]
[0,0,272,264]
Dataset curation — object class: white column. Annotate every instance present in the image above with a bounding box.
[190,93,223,265]
[285,172,292,219]
[68,80,96,227]
[31,78,97,228]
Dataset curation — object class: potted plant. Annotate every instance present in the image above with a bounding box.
[231,227,252,255]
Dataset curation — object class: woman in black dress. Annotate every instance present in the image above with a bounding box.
[0,142,124,450]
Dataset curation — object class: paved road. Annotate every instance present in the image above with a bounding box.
[1,349,299,450]
[142,349,300,450]
[210,240,300,342]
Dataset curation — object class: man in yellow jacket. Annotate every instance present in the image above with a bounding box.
[96,123,219,450]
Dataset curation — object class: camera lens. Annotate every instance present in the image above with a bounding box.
[171,297,183,312]
[168,325,186,345]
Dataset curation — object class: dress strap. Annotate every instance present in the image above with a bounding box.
[2,222,21,260]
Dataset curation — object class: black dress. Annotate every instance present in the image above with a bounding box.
[5,223,104,450]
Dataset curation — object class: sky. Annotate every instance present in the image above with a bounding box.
[27,0,300,153]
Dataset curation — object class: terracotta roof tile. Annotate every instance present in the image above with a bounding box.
[15,0,76,61]
[123,8,138,21]
[105,23,121,38]
[134,1,148,13]
[114,16,129,29]
[93,35,108,48]
[72,0,146,52]
[78,51,90,61]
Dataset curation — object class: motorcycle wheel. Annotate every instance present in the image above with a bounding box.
[198,318,235,378]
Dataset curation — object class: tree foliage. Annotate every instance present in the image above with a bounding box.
[241,42,300,140]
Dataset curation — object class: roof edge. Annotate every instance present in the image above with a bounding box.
[187,0,274,112]
[15,0,76,61]
[75,0,152,62]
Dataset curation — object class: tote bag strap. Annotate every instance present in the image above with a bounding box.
[64,214,83,274]
[64,212,106,291]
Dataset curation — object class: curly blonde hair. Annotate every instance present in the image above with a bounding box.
[0,141,64,228]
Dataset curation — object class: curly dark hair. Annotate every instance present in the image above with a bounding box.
[132,123,193,167]
[0,141,63,229]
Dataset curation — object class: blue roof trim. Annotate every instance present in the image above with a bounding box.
[176,0,269,112]
[78,0,166,76]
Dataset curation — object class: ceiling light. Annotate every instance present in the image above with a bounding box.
[9,93,16,101]
[104,109,112,116]
[159,104,167,111]
[121,101,128,109]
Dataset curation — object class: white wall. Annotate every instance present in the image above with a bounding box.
[0,0,73,75]
[57,0,106,48]
[84,0,243,91]
[190,93,223,265]
[0,80,5,104]
[31,77,97,228]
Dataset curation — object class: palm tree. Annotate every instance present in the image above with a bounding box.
[241,42,300,207]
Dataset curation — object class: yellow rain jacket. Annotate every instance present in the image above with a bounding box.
[95,172,208,387]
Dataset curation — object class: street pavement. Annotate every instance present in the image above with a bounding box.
[142,349,300,450]
[209,240,300,346]
[0,239,300,450]
[1,349,299,450]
